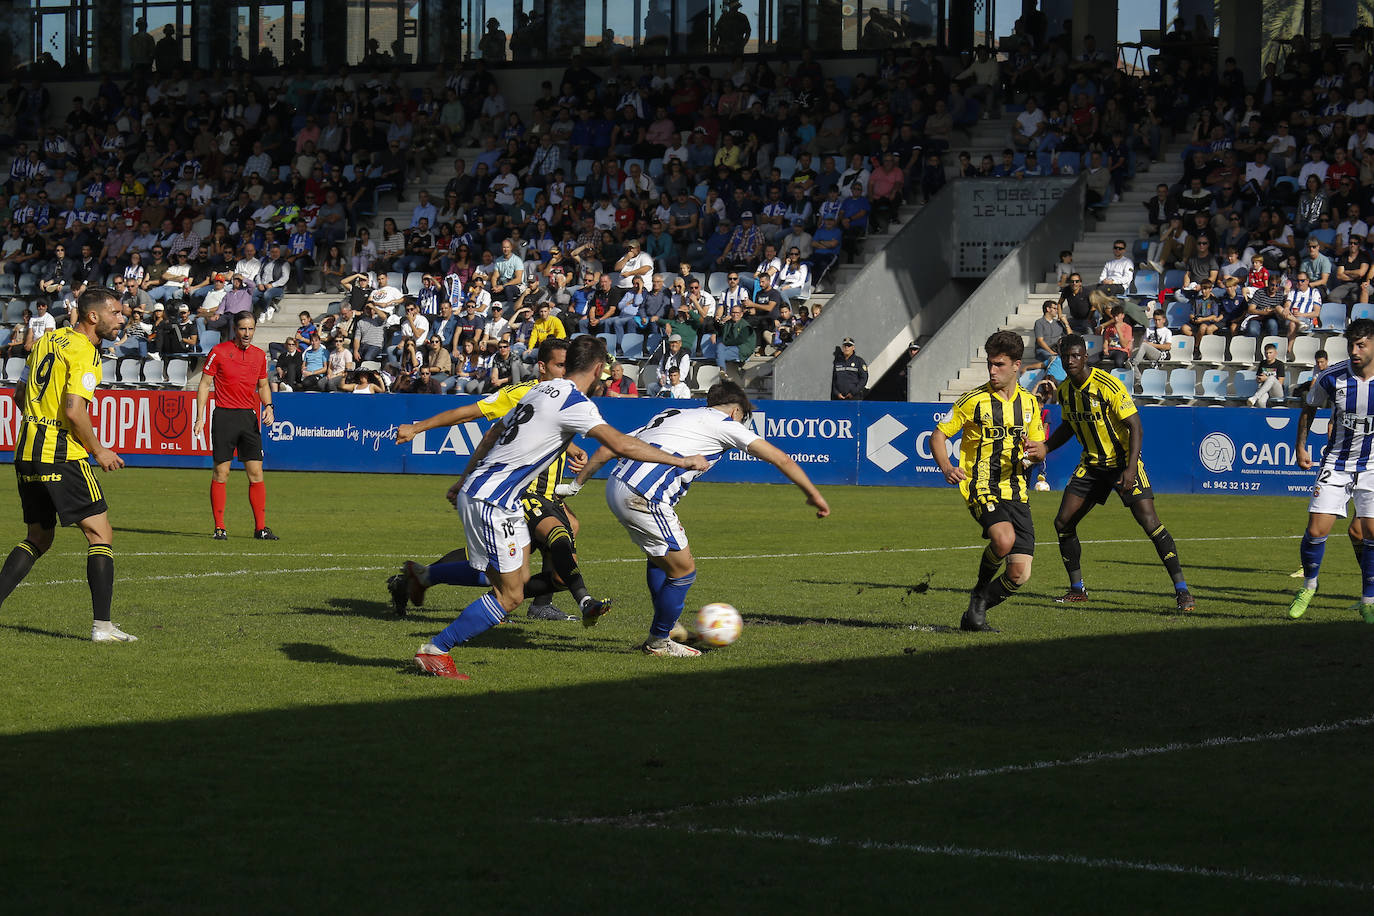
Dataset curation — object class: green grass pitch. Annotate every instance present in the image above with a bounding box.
[1,467,1371,911]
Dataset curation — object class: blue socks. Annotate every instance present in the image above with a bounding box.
[1360,539,1374,601]
[432,593,506,651]
[1301,533,1327,589]
[427,561,489,587]
[646,560,695,638]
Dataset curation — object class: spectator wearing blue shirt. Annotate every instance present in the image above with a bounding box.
[285,220,315,292]
[409,190,438,229]
[838,183,870,262]
[607,274,647,355]
[431,300,460,348]
[811,214,843,283]
[299,334,329,390]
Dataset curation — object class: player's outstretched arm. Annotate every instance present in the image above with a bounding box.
[568,444,617,490]
[65,394,123,471]
[396,402,484,444]
[586,424,709,471]
[746,439,830,517]
[192,371,213,437]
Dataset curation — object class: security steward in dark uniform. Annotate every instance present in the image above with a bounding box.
[831,336,869,400]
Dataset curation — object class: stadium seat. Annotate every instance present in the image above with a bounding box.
[1131,270,1160,300]
[773,155,797,179]
[1291,335,1322,366]
[1166,368,1197,398]
[1293,369,1314,389]
[620,336,644,360]
[1166,336,1193,363]
[1162,269,1185,290]
[1352,303,1374,322]
[1054,151,1080,174]
[1018,369,1039,390]
[4,298,28,323]
[2,356,25,382]
[1320,302,1347,332]
[1164,300,1190,328]
[1110,368,1134,391]
[1199,369,1229,400]
[692,364,721,393]
[1258,335,1288,359]
[1195,334,1228,366]
[648,159,664,179]
[636,363,657,390]
[327,300,342,315]
[193,218,212,238]
[1138,368,1168,399]
[623,158,644,174]
[574,160,594,181]
[597,332,617,355]
[101,357,121,387]
[199,329,221,351]
[404,274,422,296]
[523,187,540,206]
[1232,369,1259,400]
[573,185,586,199]
[1083,334,1104,362]
[1227,336,1258,365]
[0,326,9,349]
[342,164,356,181]
[1273,175,1300,202]
[707,271,728,298]
[160,358,192,390]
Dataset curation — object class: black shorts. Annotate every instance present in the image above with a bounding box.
[16,459,107,528]
[1066,460,1154,507]
[520,491,572,538]
[211,408,263,465]
[967,498,1036,556]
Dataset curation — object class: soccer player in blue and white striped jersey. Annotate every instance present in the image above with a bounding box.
[413,336,709,678]
[566,381,830,657]
[1291,318,1374,621]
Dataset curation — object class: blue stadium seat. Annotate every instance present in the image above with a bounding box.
[1164,300,1189,328]
[1019,369,1039,390]
[1111,368,1134,391]
[1139,368,1168,399]
[1352,303,1374,322]
[575,160,594,181]
[1308,228,1337,248]
[1232,369,1258,400]
[1320,302,1347,332]
[620,336,644,360]
[623,158,645,174]
[1131,270,1160,300]
[1083,334,1104,361]
[1167,368,1197,398]
[1055,151,1080,174]
[1162,269,1185,291]
[523,187,540,206]
[199,329,222,352]
[1199,369,1229,400]
[648,159,665,179]
[773,155,797,179]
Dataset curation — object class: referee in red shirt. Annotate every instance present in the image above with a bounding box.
[193,312,278,540]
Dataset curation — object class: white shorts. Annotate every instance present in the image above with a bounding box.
[1308,467,1374,518]
[457,493,530,574]
[606,475,688,557]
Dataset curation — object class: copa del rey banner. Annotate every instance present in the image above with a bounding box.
[0,388,213,456]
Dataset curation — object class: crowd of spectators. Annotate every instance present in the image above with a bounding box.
[3,14,1333,400]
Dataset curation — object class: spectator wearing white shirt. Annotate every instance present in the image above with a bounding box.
[1097,240,1135,297]
[398,302,431,345]
[1335,207,1369,249]
[1012,97,1046,151]
[776,248,811,304]
[1298,148,1330,187]
[612,239,654,307]
[1137,310,1173,364]
[665,365,692,399]
[1349,122,1374,158]
[24,300,56,349]
[1284,272,1323,345]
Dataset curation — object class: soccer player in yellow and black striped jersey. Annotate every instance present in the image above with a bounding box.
[933,330,1046,631]
[0,288,137,641]
[1026,334,1194,611]
[388,337,612,623]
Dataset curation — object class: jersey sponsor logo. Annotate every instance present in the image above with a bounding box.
[979,423,1027,441]
[1063,409,1106,423]
[1198,432,1236,473]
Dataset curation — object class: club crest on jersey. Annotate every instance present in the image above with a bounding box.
[508,543,517,557]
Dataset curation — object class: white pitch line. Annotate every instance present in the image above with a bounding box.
[625,824,1374,893]
[21,565,393,588]
[565,715,1374,824]
[58,533,1304,564]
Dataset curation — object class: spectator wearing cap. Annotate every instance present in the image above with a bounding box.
[719,210,763,269]
[613,238,654,306]
[648,333,691,397]
[1329,235,1372,304]
[811,213,843,284]
[201,273,229,316]
[832,337,868,401]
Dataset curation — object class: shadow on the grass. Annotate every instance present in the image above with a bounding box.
[0,622,87,641]
[4,622,1374,911]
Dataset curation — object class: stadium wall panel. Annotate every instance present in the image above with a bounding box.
[0,390,1325,496]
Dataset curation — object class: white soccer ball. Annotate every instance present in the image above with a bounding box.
[694,603,743,648]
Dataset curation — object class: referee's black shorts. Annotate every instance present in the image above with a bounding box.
[211,408,263,465]
[16,459,107,528]
[968,497,1036,556]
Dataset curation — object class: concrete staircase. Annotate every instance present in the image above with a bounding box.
[937,149,1186,401]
